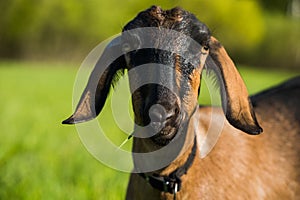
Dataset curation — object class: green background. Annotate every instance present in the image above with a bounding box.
[0,0,299,199]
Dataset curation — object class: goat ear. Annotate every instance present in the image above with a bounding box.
[206,36,262,134]
[62,37,125,124]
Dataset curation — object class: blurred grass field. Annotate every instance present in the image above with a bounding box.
[0,61,298,200]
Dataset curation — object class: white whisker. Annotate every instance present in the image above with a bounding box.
[116,134,133,151]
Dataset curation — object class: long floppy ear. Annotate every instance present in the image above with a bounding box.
[206,36,262,134]
[62,37,126,124]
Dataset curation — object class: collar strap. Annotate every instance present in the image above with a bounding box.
[139,136,197,194]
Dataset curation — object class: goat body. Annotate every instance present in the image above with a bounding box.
[63,6,300,200]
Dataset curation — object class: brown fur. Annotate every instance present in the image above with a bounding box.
[127,97,300,199]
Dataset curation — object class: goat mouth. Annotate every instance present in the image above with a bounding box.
[150,126,178,145]
[150,114,182,146]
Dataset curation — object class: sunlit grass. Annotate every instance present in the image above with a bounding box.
[0,61,298,199]
[0,62,128,200]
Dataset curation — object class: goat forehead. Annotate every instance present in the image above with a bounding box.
[122,6,210,69]
[123,6,209,36]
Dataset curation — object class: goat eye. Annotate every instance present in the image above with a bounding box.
[176,14,183,21]
[201,46,209,54]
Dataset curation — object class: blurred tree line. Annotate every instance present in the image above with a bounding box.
[0,0,299,69]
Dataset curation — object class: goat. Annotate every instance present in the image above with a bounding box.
[63,6,300,200]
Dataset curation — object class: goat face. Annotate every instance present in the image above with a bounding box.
[63,6,262,146]
[121,6,211,145]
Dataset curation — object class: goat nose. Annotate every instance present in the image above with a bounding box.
[148,104,167,131]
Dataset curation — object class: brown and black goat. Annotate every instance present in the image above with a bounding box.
[63,6,300,200]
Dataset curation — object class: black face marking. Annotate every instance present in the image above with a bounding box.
[122,6,211,145]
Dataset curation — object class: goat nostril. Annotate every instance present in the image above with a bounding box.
[147,103,180,132]
[149,106,164,122]
[149,111,163,132]
[148,105,167,131]
[150,121,162,132]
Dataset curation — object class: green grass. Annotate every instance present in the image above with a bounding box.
[0,61,298,200]
[0,62,129,200]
